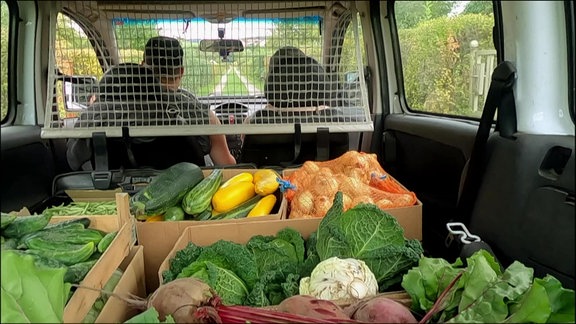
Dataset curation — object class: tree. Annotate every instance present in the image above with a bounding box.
[463,1,493,15]
[395,1,455,29]
[114,20,159,54]
[267,18,322,61]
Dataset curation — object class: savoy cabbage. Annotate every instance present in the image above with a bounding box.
[316,191,423,291]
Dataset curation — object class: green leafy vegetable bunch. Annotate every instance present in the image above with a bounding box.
[401,249,575,323]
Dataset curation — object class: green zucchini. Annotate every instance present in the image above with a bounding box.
[212,195,262,220]
[130,162,204,216]
[44,217,91,230]
[19,228,104,249]
[64,259,98,284]
[27,241,95,266]
[97,231,117,253]
[164,206,185,221]
[2,213,52,238]
[1,212,17,229]
[182,169,223,215]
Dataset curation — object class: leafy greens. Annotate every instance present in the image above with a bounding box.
[176,240,258,305]
[1,250,71,323]
[165,228,307,307]
[401,249,575,323]
[316,191,423,290]
[124,307,175,323]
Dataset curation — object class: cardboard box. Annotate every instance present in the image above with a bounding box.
[59,193,137,323]
[136,169,287,292]
[281,168,423,235]
[158,215,422,285]
[95,245,146,323]
[65,189,121,203]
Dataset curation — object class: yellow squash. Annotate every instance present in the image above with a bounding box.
[212,181,256,213]
[247,194,277,217]
[219,172,254,189]
[253,169,280,196]
[145,214,164,222]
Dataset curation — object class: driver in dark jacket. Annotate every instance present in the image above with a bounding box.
[66,63,212,170]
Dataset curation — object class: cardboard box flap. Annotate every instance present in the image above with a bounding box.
[65,189,121,202]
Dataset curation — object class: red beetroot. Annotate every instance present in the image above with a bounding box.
[277,295,352,321]
[344,296,417,323]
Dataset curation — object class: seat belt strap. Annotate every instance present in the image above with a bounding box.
[316,127,330,161]
[456,61,516,226]
[91,132,112,190]
[122,127,139,168]
[280,123,302,167]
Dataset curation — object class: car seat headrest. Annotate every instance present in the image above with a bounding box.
[98,63,163,102]
[264,46,336,108]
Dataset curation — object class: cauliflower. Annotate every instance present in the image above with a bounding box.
[299,257,378,301]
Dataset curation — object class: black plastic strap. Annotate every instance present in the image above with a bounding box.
[456,61,516,226]
[122,127,138,168]
[92,132,108,171]
[316,127,330,161]
[91,132,112,190]
[280,123,302,167]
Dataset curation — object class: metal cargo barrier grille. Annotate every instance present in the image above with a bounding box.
[43,1,372,139]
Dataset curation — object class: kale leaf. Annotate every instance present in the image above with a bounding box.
[162,242,203,283]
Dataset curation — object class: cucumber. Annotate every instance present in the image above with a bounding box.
[212,195,263,220]
[1,212,17,229]
[182,169,223,215]
[16,223,87,248]
[130,162,204,216]
[82,306,100,324]
[88,251,102,261]
[13,250,68,269]
[194,208,213,221]
[1,237,18,250]
[97,231,117,253]
[101,269,124,303]
[45,217,91,230]
[164,206,185,221]
[64,259,98,284]
[27,241,95,266]
[2,213,52,238]
[19,228,104,249]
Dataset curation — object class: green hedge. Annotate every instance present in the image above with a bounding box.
[399,13,494,116]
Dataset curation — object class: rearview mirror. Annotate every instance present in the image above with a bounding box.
[60,75,98,111]
[199,39,244,53]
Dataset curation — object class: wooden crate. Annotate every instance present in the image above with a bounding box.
[60,193,137,323]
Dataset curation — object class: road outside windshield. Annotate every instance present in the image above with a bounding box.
[113,17,323,98]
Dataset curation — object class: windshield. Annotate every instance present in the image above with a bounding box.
[113,16,323,98]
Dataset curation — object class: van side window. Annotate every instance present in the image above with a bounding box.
[54,13,102,118]
[394,0,496,118]
[1,0,10,121]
